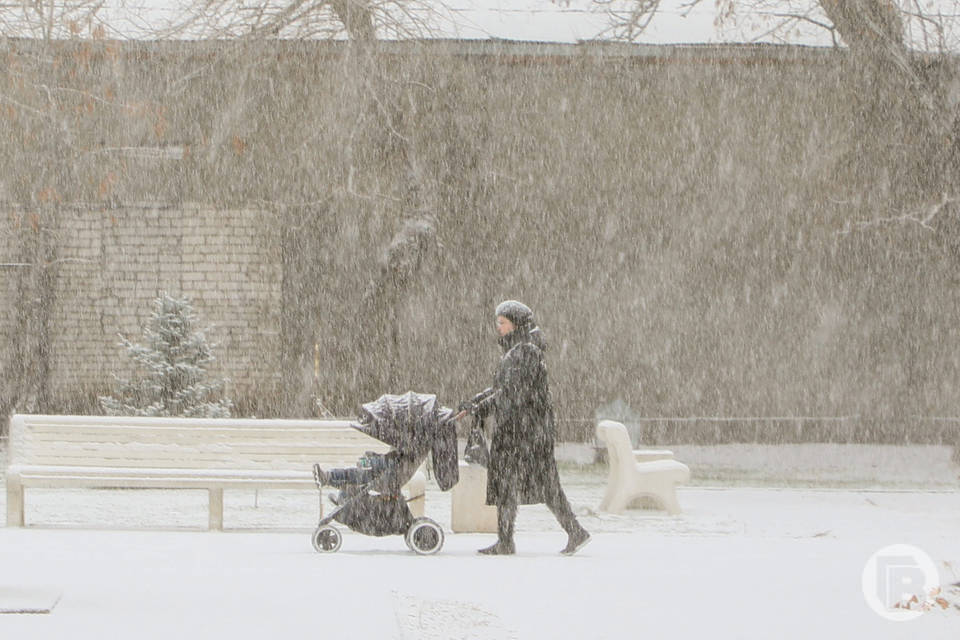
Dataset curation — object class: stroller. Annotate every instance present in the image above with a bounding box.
[310,391,461,555]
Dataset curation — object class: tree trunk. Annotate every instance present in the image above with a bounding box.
[0,211,58,430]
[819,0,953,142]
[330,0,377,41]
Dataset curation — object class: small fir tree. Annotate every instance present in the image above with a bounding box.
[100,293,233,417]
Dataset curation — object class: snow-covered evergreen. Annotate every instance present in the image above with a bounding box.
[99,293,233,418]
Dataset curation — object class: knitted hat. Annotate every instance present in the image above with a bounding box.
[494,300,534,328]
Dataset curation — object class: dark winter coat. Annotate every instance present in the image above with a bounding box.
[476,326,564,507]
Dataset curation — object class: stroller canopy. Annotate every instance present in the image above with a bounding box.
[351,391,459,491]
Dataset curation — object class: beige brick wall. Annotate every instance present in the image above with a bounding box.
[47,205,282,404]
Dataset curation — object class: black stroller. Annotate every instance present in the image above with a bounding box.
[310,392,460,555]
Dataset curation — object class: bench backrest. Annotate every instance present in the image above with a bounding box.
[597,420,633,459]
[8,414,388,471]
[596,420,633,468]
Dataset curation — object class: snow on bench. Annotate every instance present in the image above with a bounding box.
[595,420,690,515]
[5,414,425,530]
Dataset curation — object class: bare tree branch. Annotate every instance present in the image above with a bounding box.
[837,193,960,235]
[591,0,676,42]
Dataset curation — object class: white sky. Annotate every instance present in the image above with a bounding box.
[2,0,960,48]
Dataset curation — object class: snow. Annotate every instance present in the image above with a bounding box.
[665,443,959,489]
[1,443,959,638]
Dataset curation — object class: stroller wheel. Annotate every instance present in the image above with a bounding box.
[405,517,444,555]
[312,525,343,553]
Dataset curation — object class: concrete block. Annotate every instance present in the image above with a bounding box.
[451,461,497,534]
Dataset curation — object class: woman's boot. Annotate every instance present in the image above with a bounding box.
[478,501,516,555]
[547,487,591,555]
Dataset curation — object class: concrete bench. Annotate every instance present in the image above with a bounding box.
[450,461,497,533]
[5,414,425,530]
[595,420,690,515]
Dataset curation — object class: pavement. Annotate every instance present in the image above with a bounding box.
[1,481,959,639]
[2,446,959,639]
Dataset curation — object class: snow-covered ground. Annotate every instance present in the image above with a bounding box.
[2,442,959,638]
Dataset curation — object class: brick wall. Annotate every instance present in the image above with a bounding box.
[44,205,282,406]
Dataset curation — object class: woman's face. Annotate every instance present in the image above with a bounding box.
[496,315,515,337]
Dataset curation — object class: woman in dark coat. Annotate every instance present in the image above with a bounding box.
[470,300,590,556]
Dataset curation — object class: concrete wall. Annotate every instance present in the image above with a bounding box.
[2,39,959,442]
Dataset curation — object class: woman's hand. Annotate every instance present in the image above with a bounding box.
[461,388,497,420]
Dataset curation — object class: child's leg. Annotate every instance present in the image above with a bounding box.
[326,466,374,488]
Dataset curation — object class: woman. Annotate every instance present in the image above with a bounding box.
[469,300,590,555]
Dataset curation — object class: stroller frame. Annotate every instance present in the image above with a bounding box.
[310,461,445,555]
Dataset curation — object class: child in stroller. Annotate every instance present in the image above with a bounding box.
[314,449,393,501]
[310,391,460,555]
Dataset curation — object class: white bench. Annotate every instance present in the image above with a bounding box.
[5,414,425,530]
[595,420,690,515]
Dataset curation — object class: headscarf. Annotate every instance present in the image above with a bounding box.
[495,300,546,353]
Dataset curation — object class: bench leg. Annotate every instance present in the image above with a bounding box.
[6,478,24,527]
[659,487,682,515]
[209,488,224,531]
[600,488,630,515]
[599,479,624,513]
[599,463,630,513]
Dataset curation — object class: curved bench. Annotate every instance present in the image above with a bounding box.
[595,420,690,515]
